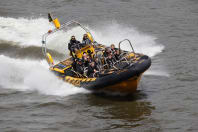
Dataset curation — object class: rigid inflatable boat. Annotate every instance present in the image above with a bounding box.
[41,14,151,94]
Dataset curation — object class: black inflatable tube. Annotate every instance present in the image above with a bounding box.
[81,55,151,90]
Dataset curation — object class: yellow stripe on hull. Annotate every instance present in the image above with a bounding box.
[64,76,96,87]
[63,75,142,94]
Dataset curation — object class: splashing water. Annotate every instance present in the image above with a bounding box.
[0,17,53,46]
[0,17,167,96]
[0,16,164,57]
[144,70,170,77]
[0,55,88,96]
[91,22,164,57]
[46,22,164,57]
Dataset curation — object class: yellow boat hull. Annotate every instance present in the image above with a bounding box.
[99,75,142,93]
[62,74,142,94]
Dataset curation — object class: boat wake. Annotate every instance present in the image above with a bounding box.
[144,70,169,77]
[0,16,168,96]
[0,16,164,57]
[0,17,53,46]
[0,55,88,96]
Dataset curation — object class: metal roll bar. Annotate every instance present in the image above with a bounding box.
[118,39,135,53]
[42,20,95,57]
[118,39,136,65]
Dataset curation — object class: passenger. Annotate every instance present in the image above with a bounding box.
[114,49,121,61]
[82,53,92,67]
[106,54,115,68]
[87,55,92,64]
[82,52,88,67]
[110,44,116,54]
[94,57,101,70]
[82,34,91,46]
[103,47,111,57]
[94,57,99,66]
[87,61,99,77]
[68,36,80,53]
[75,59,84,75]
[71,58,77,71]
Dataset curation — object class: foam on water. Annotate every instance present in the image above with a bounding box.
[0,17,53,46]
[0,55,88,96]
[0,17,168,96]
[144,70,170,77]
[0,16,164,57]
[91,22,164,57]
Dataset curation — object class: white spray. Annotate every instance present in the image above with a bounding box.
[0,17,167,96]
[0,55,88,96]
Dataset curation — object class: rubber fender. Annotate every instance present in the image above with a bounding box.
[53,18,61,29]
[87,32,94,42]
[46,52,54,66]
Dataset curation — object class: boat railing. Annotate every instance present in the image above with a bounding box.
[71,68,88,78]
[118,39,135,53]
[93,71,100,78]
[118,39,137,65]
[42,20,95,57]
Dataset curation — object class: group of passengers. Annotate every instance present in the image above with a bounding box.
[72,52,99,78]
[103,44,121,68]
[68,35,121,77]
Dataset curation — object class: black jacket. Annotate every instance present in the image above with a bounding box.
[114,54,120,61]
[106,57,115,67]
[76,63,84,75]
[82,57,92,67]
[68,40,80,51]
[103,51,109,57]
[82,38,91,45]
[87,65,98,77]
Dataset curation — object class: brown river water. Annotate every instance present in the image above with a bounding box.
[0,0,198,131]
